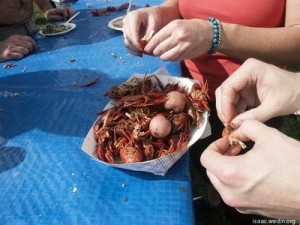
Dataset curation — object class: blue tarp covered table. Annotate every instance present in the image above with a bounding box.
[0,1,195,224]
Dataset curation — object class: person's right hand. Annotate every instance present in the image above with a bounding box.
[123,7,163,57]
[215,58,300,125]
[200,120,300,219]
[45,7,75,21]
[0,34,37,62]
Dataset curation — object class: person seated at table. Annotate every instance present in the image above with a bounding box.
[0,0,75,62]
[201,58,300,220]
[122,0,300,224]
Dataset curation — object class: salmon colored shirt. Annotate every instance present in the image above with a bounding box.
[179,0,286,99]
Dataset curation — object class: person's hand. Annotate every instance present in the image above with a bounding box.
[143,19,213,61]
[200,120,300,219]
[45,7,75,21]
[0,34,37,61]
[215,58,300,125]
[123,7,163,57]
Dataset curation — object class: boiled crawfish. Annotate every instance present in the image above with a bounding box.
[93,75,209,164]
[186,82,210,127]
[222,124,246,149]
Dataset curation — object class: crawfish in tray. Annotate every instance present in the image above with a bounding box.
[93,75,210,164]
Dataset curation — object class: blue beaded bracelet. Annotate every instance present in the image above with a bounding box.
[208,17,221,54]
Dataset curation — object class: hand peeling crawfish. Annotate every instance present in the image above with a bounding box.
[222,124,246,149]
[94,75,210,164]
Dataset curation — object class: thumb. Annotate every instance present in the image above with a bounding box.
[200,138,233,175]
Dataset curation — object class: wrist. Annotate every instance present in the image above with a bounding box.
[207,17,222,54]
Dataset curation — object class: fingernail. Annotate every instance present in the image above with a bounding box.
[230,120,242,129]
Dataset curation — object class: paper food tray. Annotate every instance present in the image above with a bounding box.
[82,74,211,176]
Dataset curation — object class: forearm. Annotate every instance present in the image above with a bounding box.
[158,0,181,27]
[219,24,300,65]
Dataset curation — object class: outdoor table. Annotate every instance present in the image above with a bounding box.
[0,0,195,224]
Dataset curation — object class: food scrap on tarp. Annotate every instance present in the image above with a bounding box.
[3,63,17,69]
[80,77,100,87]
[91,3,130,16]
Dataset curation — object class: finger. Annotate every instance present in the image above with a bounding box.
[5,52,24,60]
[206,170,224,193]
[66,7,75,17]
[200,138,234,175]
[218,60,259,115]
[62,10,68,20]
[49,15,64,21]
[231,120,269,143]
[54,8,68,20]
[223,144,242,156]
[235,99,248,115]
[158,44,186,61]
[122,16,143,54]
[123,38,143,57]
[17,37,37,51]
[18,40,36,52]
[216,81,241,125]
[146,26,172,55]
[236,207,256,215]
[11,45,30,55]
[216,87,232,126]
[23,36,36,45]
[215,87,223,121]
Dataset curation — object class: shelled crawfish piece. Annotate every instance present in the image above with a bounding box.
[222,124,246,149]
[91,3,130,16]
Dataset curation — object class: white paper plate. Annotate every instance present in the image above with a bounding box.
[81,73,211,176]
[39,23,76,36]
[108,16,124,32]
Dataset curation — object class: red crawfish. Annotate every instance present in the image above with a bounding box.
[143,140,155,161]
[186,82,210,127]
[169,112,191,134]
[120,144,143,163]
[115,93,167,109]
[105,75,164,100]
[222,124,246,149]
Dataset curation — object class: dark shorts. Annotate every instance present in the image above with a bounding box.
[0,19,39,41]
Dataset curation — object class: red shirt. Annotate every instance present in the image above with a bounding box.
[179,0,286,99]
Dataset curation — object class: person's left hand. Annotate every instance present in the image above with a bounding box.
[45,7,75,21]
[144,19,213,61]
[0,34,37,62]
[200,120,300,220]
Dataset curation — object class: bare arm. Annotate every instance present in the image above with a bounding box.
[219,0,300,65]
